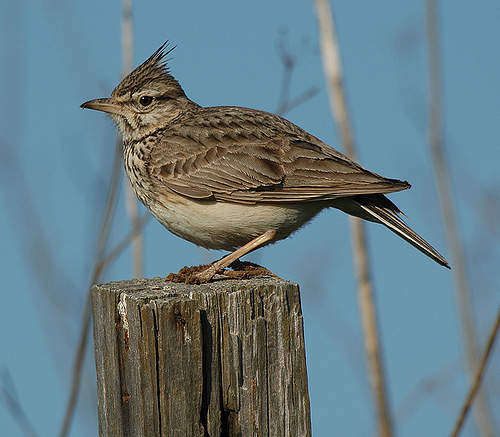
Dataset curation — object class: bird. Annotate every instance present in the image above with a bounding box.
[81,42,449,282]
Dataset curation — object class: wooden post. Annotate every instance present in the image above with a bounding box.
[92,277,312,437]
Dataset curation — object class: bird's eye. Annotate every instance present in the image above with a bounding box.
[139,96,154,106]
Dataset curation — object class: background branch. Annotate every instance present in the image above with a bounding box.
[314,0,393,435]
[425,1,495,435]
[121,0,143,279]
[1,370,39,437]
[58,138,123,437]
[450,303,500,437]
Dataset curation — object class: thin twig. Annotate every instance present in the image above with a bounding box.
[1,369,39,437]
[59,139,123,437]
[58,291,93,437]
[58,210,151,437]
[275,29,318,117]
[396,359,461,426]
[58,148,152,437]
[449,303,500,437]
[425,1,496,435]
[351,217,393,437]
[276,86,319,117]
[276,30,294,116]
[100,212,152,274]
[314,1,393,435]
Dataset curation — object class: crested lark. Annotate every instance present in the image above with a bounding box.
[81,42,449,281]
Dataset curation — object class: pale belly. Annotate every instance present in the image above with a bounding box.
[147,196,324,251]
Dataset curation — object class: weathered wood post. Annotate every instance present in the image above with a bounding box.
[92,277,311,436]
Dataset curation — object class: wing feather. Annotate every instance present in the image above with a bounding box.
[148,106,410,203]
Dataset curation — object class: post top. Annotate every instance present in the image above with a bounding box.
[93,276,297,301]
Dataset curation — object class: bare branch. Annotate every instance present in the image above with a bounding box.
[1,369,39,437]
[450,303,500,437]
[396,359,461,425]
[276,86,319,118]
[425,1,496,435]
[275,28,318,116]
[314,1,393,435]
[58,211,151,437]
[59,139,123,437]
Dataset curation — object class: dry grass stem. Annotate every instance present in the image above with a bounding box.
[1,370,39,437]
[425,1,496,435]
[59,140,123,437]
[314,0,393,435]
[276,86,319,118]
[449,303,500,437]
[275,30,318,116]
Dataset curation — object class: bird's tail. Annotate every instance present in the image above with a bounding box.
[333,194,450,268]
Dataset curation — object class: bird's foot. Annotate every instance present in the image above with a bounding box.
[224,260,279,280]
[165,263,215,284]
[165,260,279,284]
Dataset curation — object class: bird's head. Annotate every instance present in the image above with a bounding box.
[81,42,193,142]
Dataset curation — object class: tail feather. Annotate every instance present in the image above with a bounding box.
[354,197,450,268]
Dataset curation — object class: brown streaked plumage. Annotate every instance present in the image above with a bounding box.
[81,42,449,281]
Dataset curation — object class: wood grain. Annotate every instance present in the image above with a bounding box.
[92,277,311,437]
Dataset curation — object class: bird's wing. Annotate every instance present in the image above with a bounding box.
[149,134,410,204]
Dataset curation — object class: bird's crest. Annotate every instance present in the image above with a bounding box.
[112,41,180,97]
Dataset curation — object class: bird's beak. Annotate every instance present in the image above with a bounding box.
[80,98,123,116]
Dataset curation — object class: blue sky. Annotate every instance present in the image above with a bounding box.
[1,1,499,436]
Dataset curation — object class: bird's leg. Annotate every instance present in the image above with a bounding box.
[195,230,277,282]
